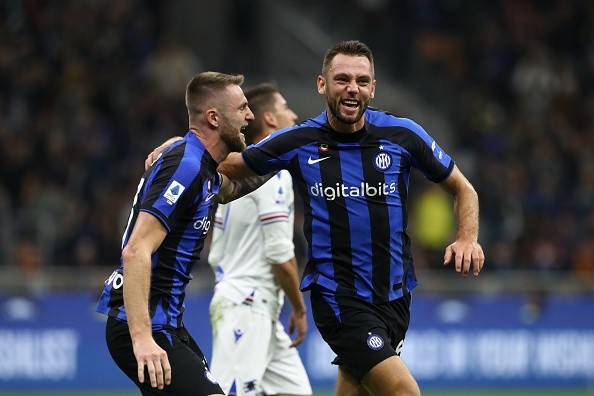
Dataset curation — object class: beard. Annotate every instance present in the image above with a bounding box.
[326,95,368,125]
[219,123,246,153]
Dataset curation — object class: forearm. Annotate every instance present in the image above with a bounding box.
[217,172,275,204]
[454,183,479,242]
[271,258,307,315]
[441,165,480,242]
[122,247,153,341]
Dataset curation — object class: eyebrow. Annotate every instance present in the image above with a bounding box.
[334,72,372,81]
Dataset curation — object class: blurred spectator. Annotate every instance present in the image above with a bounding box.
[143,35,203,99]
[0,1,197,271]
[409,183,455,270]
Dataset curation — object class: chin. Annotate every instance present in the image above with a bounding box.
[230,142,246,153]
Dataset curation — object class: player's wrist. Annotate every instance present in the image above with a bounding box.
[294,308,307,316]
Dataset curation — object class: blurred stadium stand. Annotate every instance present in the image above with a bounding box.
[0,0,593,295]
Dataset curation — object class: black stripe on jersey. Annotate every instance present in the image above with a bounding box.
[396,155,414,293]
[317,141,356,293]
[290,157,315,283]
[360,134,392,302]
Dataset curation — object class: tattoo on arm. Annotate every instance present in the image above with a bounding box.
[217,172,276,204]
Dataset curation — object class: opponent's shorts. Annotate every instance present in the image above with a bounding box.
[209,294,312,396]
[310,286,411,382]
[105,316,223,396]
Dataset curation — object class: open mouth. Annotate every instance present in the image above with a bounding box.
[342,99,359,109]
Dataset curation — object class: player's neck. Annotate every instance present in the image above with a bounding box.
[326,111,365,133]
[190,127,228,163]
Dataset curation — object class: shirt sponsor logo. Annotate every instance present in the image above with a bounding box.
[310,181,396,201]
[193,216,211,234]
[163,180,185,205]
[105,270,124,289]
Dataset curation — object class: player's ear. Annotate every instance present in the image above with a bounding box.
[206,108,218,128]
[317,75,326,95]
[262,111,276,128]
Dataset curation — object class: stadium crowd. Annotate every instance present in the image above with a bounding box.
[1,0,592,286]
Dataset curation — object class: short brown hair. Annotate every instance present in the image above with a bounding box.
[242,82,280,144]
[322,40,375,76]
[185,71,244,121]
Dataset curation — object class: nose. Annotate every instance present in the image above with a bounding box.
[246,106,255,121]
[346,81,358,93]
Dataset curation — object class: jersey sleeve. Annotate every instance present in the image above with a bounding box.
[405,119,454,183]
[242,128,297,175]
[139,149,202,231]
[254,171,295,265]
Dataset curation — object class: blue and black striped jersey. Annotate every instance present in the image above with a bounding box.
[242,108,454,303]
[96,131,220,328]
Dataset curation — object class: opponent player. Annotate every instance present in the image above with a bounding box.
[208,82,312,396]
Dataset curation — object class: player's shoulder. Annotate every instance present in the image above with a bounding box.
[158,139,215,183]
[366,108,422,129]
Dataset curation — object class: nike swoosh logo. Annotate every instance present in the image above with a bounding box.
[307,156,330,165]
[205,193,216,202]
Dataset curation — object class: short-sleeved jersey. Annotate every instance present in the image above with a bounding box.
[208,170,294,318]
[96,131,221,329]
[242,108,454,303]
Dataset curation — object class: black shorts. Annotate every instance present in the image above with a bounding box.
[106,316,223,396]
[310,286,411,382]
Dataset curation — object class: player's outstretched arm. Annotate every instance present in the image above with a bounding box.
[217,171,275,204]
[216,152,275,203]
[439,165,485,276]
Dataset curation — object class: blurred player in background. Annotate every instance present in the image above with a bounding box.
[208,82,312,396]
